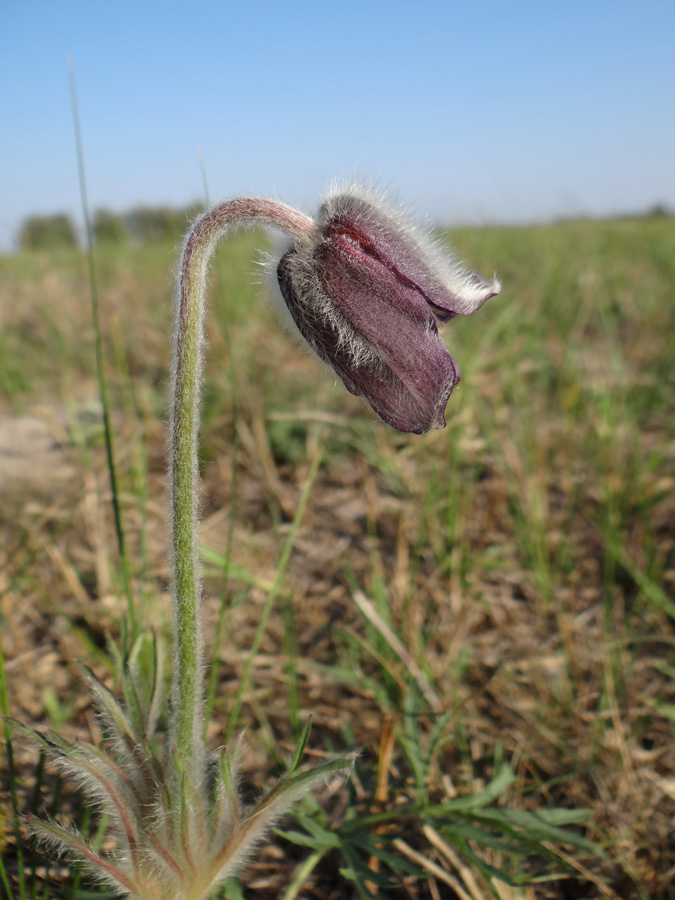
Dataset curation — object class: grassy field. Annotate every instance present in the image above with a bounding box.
[0,215,673,899]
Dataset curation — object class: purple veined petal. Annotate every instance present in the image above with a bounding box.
[277,241,460,434]
[274,184,498,434]
[318,188,500,320]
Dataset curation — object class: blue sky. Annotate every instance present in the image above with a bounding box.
[2,0,674,250]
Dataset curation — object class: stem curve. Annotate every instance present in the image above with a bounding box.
[168,198,315,772]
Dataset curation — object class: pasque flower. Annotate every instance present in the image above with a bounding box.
[17,182,498,900]
[276,185,500,433]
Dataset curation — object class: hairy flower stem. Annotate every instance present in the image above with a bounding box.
[169,198,315,776]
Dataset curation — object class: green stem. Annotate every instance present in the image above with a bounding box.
[169,198,315,770]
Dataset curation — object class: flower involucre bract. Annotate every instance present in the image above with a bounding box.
[276,185,500,434]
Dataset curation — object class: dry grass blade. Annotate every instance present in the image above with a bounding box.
[422,825,491,900]
[352,591,442,713]
[392,837,483,900]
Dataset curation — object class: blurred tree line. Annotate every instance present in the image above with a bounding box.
[18,203,205,250]
[18,201,673,252]
[18,214,78,250]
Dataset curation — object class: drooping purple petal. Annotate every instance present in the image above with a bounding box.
[274,185,499,434]
[318,190,500,319]
[278,241,459,434]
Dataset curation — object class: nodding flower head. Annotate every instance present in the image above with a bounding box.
[275,185,500,434]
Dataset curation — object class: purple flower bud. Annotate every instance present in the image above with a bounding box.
[276,186,500,434]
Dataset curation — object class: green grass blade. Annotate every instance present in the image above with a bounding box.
[225,444,324,744]
[67,58,136,634]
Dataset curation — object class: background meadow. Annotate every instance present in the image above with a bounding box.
[2,0,675,896]
[0,211,673,898]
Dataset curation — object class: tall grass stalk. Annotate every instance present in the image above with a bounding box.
[67,58,136,635]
